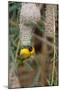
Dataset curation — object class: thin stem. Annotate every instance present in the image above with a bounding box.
[51,7,56,85]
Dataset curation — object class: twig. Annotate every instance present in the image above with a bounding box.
[50,8,56,85]
[33,33,57,50]
[15,40,20,69]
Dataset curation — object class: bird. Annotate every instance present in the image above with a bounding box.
[20,47,35,59]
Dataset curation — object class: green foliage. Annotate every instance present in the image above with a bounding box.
[9,2,21,66]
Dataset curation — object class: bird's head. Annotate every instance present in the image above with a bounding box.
[20,47,35,59]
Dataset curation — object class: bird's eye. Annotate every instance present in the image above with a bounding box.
[28,47,32,51]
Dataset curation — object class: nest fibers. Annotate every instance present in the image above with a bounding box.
[19,3,42,47]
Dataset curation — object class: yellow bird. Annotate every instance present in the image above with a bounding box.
[20,47,35,58]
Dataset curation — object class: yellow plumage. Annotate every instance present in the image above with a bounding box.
[20,47,35,58]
